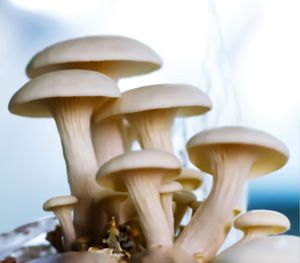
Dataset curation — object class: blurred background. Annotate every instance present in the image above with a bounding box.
[0,0,299,241]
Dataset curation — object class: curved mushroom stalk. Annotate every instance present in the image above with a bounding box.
[126,109,177,152]
[175,148,256,261]
[175,127,289,262]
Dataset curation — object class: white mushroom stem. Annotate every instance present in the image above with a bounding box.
[119,198,136,225]
[124,173,173,248]
[160,193,175,238]
[239,228,272,244]
[92,118,126,167]
[175,148,256,262]
[53,207,77,251]
[126,109,176,153]
[48,97,100,236]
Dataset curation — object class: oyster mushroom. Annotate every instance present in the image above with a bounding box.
[9,69,120,236]
[26,35,162,169]
[233,210,290,245]
[214,235,300,263]
[175,127,289,262]
[43,195,78,251]
[159,181,183,238]
[96,150,181,248]
[94,84,212,153]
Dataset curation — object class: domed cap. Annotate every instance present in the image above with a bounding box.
[96,149,181,192]
[174,168,204,191]
[214,236,300,263]
[94,84,212,122]
[26,35,162,79]
[9,69,120,117]
[187,127,289,178]
[234,210,290,234]
[43,195,78,211]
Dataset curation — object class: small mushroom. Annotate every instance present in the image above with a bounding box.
[43,195,78,251]
[175,168,204,191]
[159,181,183,238]
[175,127,289,262]
[9,69,120,236]
[94,84,212,153]
[233,210,290,245]
[214,235,300,263]
[173,190,197,232]
[96,149,181,248]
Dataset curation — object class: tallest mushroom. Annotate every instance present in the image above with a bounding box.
[25,35,163,166]
[8,69,120,236]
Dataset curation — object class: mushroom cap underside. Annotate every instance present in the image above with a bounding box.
[9,70,120,117]
[26,35,162,79]
[187,127,289,178]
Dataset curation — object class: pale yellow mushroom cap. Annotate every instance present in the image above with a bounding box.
[234,210,290,234]
[43,195,78,211]
[26,35,162,79]
[96,149,181,192]
[94,84,212,122]
[187,126,289,178]
[94,189,127,203]
[174,168,204,191]
[9,69,120,118]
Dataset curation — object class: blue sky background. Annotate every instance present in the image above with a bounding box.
[0,0,299,236]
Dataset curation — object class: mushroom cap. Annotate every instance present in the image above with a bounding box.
[96,149,181,192]
[187,127,289,178]
[173,190,197,205]
[43,195,78,211]
[234,210,290,234]
[214,235,300,263]
[174,168,204,190]
[95,189,127,203]
[160,181,183,194]
[9,69,120,117]
[94,84,212,122]
[26,35,162,79]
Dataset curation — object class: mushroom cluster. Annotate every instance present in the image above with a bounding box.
[7,36,299,263]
